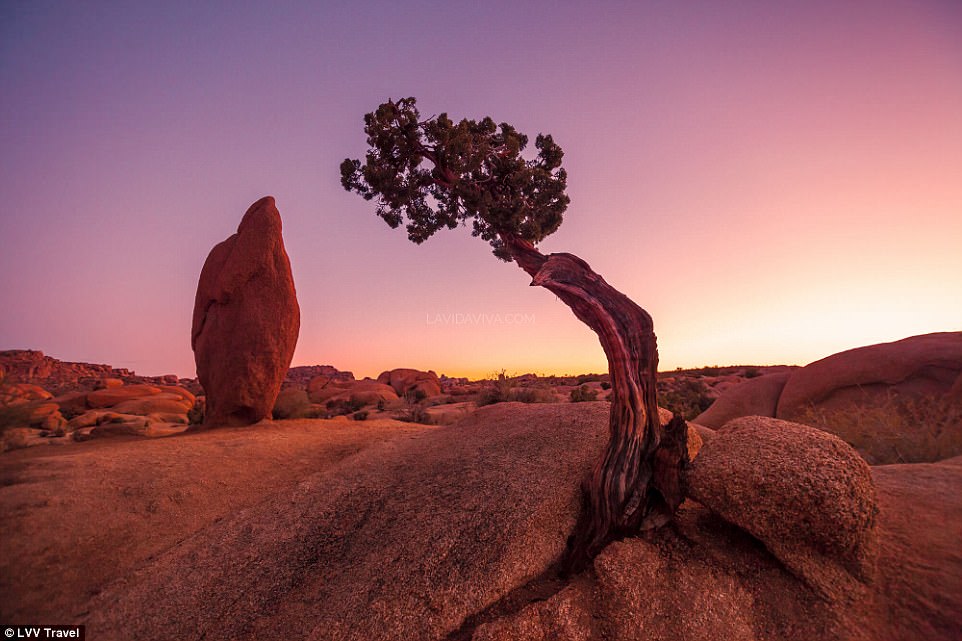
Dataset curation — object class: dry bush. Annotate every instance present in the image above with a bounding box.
[273,389,311,420]
[800,392,962,464]
[326,396,366,417]
[394,403,433,424]
[477,372,558,406]
[657,378,713,420]
[0,403,32,434]
[570,384,598,403]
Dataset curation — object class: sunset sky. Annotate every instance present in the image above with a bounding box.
[2,1,960,380]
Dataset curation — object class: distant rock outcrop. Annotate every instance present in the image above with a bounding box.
[694,372,791,428]
[0,350,192,395]
[285,365,354,388]
[775,332,962,420]
[306,377,399,406]
[191,196,299,427]
[692,333,962,463]
[377,368,442,398]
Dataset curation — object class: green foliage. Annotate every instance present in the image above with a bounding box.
[341,97,570,260]
[658,378,713,420]
[570,385,598,403]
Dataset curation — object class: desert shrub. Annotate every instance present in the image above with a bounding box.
[404,388,428,404]
[476,371,515,406]
[576,374,603,385]
[658,378,713,420]
[511,386,558,404]
[187,397,206,425]
[352,410,369,421]
[394,403,433,424]
[570,385,598,403]
[272,388,311,419]
[799,392,962,464]
[0,403,32,433]
[600,381,611,391]
[744,367,761,379]
[326,396,366,416]
[477,372,558,406]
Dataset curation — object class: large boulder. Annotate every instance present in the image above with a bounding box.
[306,376,353,403]
[81,402,610,641]
[376,368,442,398]
[694,372,790,428]
[86,384,162,408]
[325,380,399,406]
[110,393,193,416]
[776,332,962,421]
[191,196,300,427]
[684,416,879,600]
[0,383,53,407]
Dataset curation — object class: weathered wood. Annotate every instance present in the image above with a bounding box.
[500,235,688,571]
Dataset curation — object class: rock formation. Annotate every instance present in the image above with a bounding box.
[693,333,962,463]
[0,350,191,395]
[191,196,299,427]
[775,332,962,420]
[376,368,442,398]
[684,416,879,600]
[285,364,354,388]
[694,372,791,429]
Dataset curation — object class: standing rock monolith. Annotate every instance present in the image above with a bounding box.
[191,196,299,427]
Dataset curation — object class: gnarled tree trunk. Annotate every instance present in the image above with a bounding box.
[500,234,688,572]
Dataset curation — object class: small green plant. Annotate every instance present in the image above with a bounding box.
[570,385,598,403]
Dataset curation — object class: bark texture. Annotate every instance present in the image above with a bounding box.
[501,235,688,571]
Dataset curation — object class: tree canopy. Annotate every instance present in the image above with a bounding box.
[340,97,570,260]
[341,98,687,570]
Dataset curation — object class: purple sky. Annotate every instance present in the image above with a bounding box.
[2,1,960,379]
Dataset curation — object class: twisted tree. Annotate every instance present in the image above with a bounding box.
[341,98,688,571]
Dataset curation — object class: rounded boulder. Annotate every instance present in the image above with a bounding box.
[684,416,879,600]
